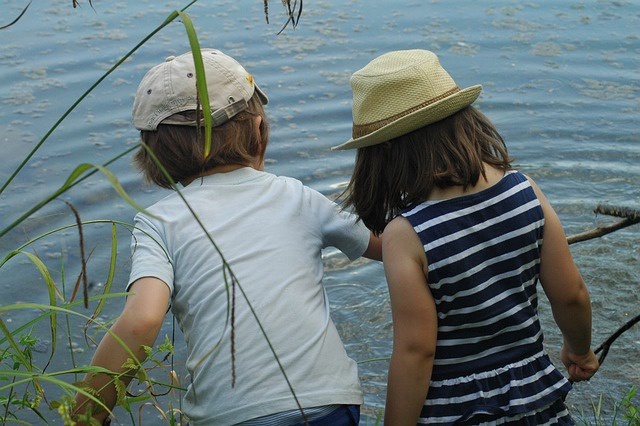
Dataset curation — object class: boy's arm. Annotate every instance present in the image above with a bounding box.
[74,277,171,423]
[362,231,383,261]
[528,178,599,382]
[383,217,437,425]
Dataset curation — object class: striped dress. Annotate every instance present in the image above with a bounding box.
[401,170,573,425]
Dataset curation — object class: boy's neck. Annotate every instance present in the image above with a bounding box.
[206,164,247,175]
[181,164,249,186]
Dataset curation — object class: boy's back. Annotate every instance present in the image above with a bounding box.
[130,167,368,424]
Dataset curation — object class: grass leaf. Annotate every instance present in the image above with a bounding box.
[177,11,212,158]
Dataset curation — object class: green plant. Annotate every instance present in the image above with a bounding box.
[0,329,46,423]
[0,1,205,422]
[621,386,640,425]
[573,386,640,426]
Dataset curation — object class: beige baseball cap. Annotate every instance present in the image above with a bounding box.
[132,48,268,131]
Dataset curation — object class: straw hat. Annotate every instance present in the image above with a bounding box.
[332,49,482,150]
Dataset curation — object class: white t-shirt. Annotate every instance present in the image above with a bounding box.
[128,167,369,425]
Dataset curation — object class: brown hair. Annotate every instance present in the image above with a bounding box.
[134,93,269,189]
[342,106,513,235]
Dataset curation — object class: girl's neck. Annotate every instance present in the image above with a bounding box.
[427,164,505,201]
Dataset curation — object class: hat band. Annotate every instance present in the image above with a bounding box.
[159,98,249,128]
[352,86,460,139]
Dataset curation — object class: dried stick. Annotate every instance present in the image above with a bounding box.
[566,204,640,245]
[595,203,640,221]
[594,313,640,366]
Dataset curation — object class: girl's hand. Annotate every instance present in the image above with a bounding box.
[560,346,599,382]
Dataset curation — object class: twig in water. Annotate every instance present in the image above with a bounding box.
[567,203,640,245]
[595,203,640,221]
[594,313,640,366]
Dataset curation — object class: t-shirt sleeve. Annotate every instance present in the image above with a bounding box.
[308,189,370,261]
[127,212,174,294]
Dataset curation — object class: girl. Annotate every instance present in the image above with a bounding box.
[334,49,599,425]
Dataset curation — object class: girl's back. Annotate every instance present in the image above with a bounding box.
[401,170,572,423]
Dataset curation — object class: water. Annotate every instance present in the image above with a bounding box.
[1,0,639,424]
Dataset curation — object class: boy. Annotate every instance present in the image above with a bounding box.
[74,48,381,425]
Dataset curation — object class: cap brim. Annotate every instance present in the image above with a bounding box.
[331,85,482,151]
[255,84,269,105]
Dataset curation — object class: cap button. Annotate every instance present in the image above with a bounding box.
[165,56,176,62]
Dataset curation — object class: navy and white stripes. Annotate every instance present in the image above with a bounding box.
[402,171,572,425]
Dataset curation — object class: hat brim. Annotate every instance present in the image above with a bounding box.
[331,84,482,151]
[255,84,269,105]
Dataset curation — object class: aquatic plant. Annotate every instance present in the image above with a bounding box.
[573,386,640,426]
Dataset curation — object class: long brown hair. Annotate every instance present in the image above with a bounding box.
[342,106,513,234]
[134,93,269,189]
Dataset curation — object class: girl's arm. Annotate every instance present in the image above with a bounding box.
[528,177,599,382]
[74,277,171,424]
[383,216,438,425]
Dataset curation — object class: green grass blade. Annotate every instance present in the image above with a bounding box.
[177,11,212,158]
[89,164,155,217]
[18,252,58,369]
[0,146,136,240]
[87,222,118,327]
[0,318,34,373]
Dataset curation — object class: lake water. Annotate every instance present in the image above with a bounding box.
[1,0,639,424]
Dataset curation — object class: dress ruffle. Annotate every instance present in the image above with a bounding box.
[421,352,572,424]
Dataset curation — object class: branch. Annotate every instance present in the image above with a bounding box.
[566,204,640,245]
[594,313,640,366]
[595,203,640,221]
